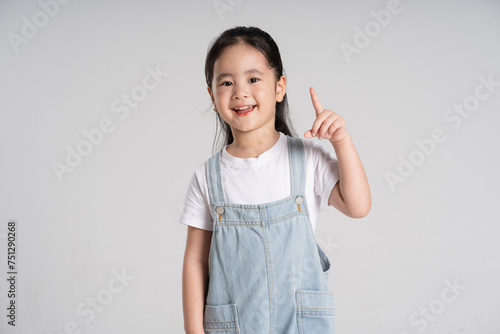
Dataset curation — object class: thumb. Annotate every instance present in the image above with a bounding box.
[304,130,314,138]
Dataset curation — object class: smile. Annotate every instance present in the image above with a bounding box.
[232,105,256,116]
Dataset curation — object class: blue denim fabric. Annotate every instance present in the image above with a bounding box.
[203,136,335,334]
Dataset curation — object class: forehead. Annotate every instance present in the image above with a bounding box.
[214,43,270,74]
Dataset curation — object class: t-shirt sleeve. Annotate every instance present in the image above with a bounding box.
[306,140,340,209]
[178,164,214,231]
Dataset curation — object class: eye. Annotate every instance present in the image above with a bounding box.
[220,81,232,86]
[249,78,259,83]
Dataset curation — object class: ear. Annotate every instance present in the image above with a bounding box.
[276,75,287,102]
[207,86,215,104]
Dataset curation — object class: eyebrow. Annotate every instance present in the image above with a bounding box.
[215,69,264,83]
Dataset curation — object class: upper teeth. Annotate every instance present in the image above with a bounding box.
[235,106,252,111]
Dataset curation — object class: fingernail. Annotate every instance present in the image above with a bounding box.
[318,135,322,140]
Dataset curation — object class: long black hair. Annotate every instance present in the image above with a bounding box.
[205,26,298,154]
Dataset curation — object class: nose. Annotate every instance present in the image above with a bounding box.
[232,81,250,100]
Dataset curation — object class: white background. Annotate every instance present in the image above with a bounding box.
[1,0,499,333]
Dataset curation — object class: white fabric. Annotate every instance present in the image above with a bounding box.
[178,132,340,233]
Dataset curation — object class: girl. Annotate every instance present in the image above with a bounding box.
[180,26,371,334]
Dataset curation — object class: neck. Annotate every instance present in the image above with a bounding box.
[227,129,280,159]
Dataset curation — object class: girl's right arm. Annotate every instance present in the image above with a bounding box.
[182,225,213,334]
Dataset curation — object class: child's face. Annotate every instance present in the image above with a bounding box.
[208,43,286,138]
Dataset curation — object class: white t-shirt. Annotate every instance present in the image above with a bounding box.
[178,132,340,233]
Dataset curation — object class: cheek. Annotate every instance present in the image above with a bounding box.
[254,86,275,102]
[214,90,230,103]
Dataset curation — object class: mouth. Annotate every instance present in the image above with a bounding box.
[232,105,256,116]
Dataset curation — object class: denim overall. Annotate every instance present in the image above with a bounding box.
[203,136,335,334]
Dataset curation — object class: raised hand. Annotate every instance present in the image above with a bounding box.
[304,87,347,143]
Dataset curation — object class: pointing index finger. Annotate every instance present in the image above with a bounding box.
[309,87,324,115]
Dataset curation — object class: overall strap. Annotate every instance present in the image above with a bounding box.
[287,136,306,195]
[206,151,226,211]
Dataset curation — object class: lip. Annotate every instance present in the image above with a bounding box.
[232,105,256,116]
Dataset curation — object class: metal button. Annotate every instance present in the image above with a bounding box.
[295,197,304,205]
[215,206,225,214]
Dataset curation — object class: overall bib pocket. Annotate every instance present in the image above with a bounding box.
[296,290,335,334]
[203,303,240,334]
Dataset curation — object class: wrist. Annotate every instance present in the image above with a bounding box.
[185,329,205,334]
[184,323,205,334]
[329,132,351,148]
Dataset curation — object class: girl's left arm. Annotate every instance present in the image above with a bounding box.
[305,87,371,218]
